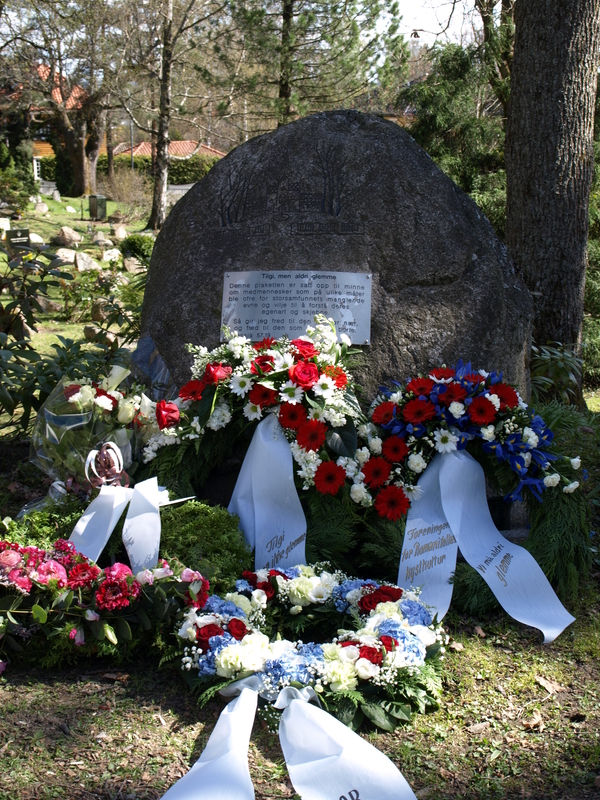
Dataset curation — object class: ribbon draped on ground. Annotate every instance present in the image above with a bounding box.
[397,450,575,643]
[161,678,417,800]
[228,414,307,571]
[69,477,165,574]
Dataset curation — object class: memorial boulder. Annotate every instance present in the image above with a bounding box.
[142,111,532,395]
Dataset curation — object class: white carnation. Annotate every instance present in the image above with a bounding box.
[408,453,427,473]
[563,481,579,494]
[543,474,560,488]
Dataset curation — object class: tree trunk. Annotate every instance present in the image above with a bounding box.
[277,0,293,127]
[147,0,173,230]
[84,107,107,195]
[106,111,115,182]
[505,0,600,353]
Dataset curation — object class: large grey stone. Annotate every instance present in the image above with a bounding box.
[75,251,102,272]
[55,247,77,264]
[52,225,82,246]
[142,111,532,394]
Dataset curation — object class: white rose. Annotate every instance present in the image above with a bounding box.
[355,658,380,680]
[543,474,560,488]
[409,624,437,647]
[117,399,137,424]
[79,384,96,409]
[408,453,427,473]
[480,425,496,442]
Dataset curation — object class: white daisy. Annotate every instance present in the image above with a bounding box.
[230,375,254,397]
[279,381,304,404]
[434,428,459,454]
[311,374,336,400]
[243,402,263,421]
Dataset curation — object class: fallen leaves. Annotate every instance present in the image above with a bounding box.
[522,710,544,731]
[535,675,567,695]
[449,641,464,652]
[474,626,486,638]
[467,721,491,734]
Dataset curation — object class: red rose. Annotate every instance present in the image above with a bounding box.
[155,400,180,429]
[340,640,360,648]
[179,380,206,401]
[256,580,275,600]
[204,362,233,384]
[242,570,258,588]
[64,383,82,400]
[288,360,319,389]
[196,623,225,652]
[371,401,398,425]
[228,618,248,641]
[269,569,289,579]
[357,591,382,614]
[250,355,275,375]
[95,388,118,411]
[358,646,384,665]
[375,585,403,603]
[291,339,320,359]
[379,635,397,652]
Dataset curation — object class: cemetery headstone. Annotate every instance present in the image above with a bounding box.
[142,111,533,396]
[52,189,61,203]
[35,202,49,214]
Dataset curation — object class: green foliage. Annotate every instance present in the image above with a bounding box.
[2,499,87,548]
[93,153,220,184]
[40,155,56,181]
[530,342,582,404]
[48,135,75,196]
[158,501,252,594]
[0,141,36,210]
[119,234,154,261]
[401,44,505,198]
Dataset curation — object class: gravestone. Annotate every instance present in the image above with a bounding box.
[142,111,532,396]
[6,228,30,247]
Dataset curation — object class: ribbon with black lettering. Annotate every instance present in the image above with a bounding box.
[228,414,307,571]
[397,450,575,643]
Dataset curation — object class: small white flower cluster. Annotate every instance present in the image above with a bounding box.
[290,441,322,489]
[142,428,182,462]
[206,401,232,431]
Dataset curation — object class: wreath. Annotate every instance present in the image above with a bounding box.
[177,563,446,732]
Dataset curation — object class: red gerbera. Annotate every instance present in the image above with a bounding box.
[372,401,398,425]
[406,377,434,396]
[362,457,391,489]
[382,436,409,463]
[464,372,486,384]
[248,384,279,407]
[279,402,308,430]
[374,485,410,521]
[253,337,276,351]
[438,382,467,406]
[250,355,275,375]
[492,383,519,410]
[296,419,328,452]
[314,461,346,495]
[323,365,348,389]
[67,562,101,589]
[179,379,206,402]
[467,395,497,425]
[403,398,437,424]
[429,367,455,381]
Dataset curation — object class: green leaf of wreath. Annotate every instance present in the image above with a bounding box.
[196,385,216,427]
[361,701,397,731]
[4,634,24,652]
[381,700,412,722]
[0,595,22,611]
[326,418,357,458]
[31,604,48,624]
[116,617,132,641]
[136,608,152,631]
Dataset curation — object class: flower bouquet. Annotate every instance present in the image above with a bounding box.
[177,563,445,731]
[29,365,150,493]
[0,536,208,670]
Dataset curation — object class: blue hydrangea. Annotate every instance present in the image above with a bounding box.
[196,633,235,677]
[279,566,302,579]
[399,599,433,627]
[394,629,427,665]
[376,619,406,641]
[262,643,324,688]
[332,579,380,612]
[235,579,253,594]
[204,595,247,618]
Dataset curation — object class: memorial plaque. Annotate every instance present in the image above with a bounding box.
[221,270,372,343]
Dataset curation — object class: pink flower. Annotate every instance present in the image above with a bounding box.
[69,627,85,646]
[85,609,100,621]
[152,561,173,580]
[8,568,32,593]
[34,560,68,587]
[181,568,203,583]
[136,569,154,585]
[103,563,132,581]
[0,661,6,675]
[0,549,22,569]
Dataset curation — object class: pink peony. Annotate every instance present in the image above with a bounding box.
[103,563,132,581]
[34,560,68,587]
[8,568,32,593]
[0,549,22,569]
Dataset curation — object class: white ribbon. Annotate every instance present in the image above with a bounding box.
[69,478,168,573]
[398,450,575,643]
[228,414,307,571]
[163,677,417,800]
[160,687,257,800]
